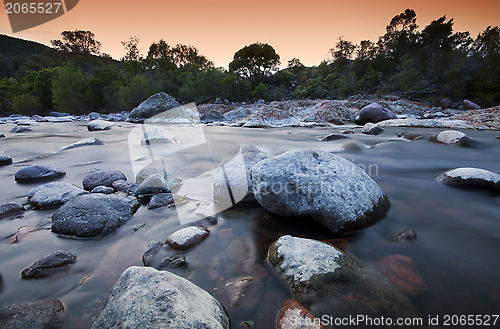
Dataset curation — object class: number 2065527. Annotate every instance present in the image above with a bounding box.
[5,2,62,14]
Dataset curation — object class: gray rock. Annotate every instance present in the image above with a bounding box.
[87,120,112,131]
[214,97,223,104]
[0,202,24,218]
[395,228,418,241]
[59,138,105,151]
[10,126,33,133]
[88,112,101,120]
[0,154,12,166]
[463,99,481,110]
[0,300,64,329]
[32,114,49,122]
[51,193,139,238]
[142,240,163,266]
[28,182,88,209]
[136,167,182,192]
[200,111,225,123]
[82,170,127,191]
[15,165,66,183]
[430,130,476,147]
[166,226,210,250]
[321,133,349,141]
[216,276,264,317]
[147,192,174,209]
[134,173,168,195]
[127,92,181,123]
[140,125,180,145]
[112,179,137,193]
[224,108,252,121]
[91,266,230,329]
[159,255,188,269]
[213,145,269,206]
[361,122,384,135]
[268,235,420,320]
[437,167,500,193]
[440,98,452,109]
[91,186,115,194]
[251,149,390,234]
[355,103,396,125]
[21,250,76,279]
[0,134,5,138]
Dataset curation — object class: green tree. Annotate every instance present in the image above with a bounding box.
[51,30,101,55]
[121,36,142,62]
[229,43,280,85]
[51,66,88,113]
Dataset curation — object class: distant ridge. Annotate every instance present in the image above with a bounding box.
[0,34,51,58]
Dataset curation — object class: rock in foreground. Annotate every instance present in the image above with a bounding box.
[15,165,66,183]
[277,299,326,329]
[251,149,390,234]
[267,235,420,322]
[21,250,76,279]
[51,193,139,237]
[28,182,88,209]
[0,300,64,329]
[91,266,230,329]
[0,202,24,218]
[437,167,500,192]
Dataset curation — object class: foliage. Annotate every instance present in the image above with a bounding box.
[229,43,280,85]
[51,30,101,55]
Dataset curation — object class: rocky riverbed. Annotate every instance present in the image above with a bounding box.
[0,94,499,328]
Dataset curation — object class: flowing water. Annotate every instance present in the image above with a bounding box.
[0,121,499,328]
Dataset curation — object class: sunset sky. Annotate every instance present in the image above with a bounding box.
[1,0,499,68]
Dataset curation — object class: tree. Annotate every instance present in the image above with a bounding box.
[51,30,101,55]
[229,42,280,85]
[170,44,213,69]
[121,36,142,62]
[331,37,356,61]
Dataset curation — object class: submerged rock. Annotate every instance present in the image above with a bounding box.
[87,120,112,131]
[165,226,210,250]
[437,167,500,192]
[430,130,476,147]
[0,154,12,166]
[91,266,230,329]
[127,92,182,123]
[136,167,182,192]
[21,250,76,279]
[355,103,396,125]
[268,235,420,320]
[251,149,390,234]
[213,145,269,206]
[59,137,105,151]
[395,228,418,241]
[15,165,66,183]
[9,226,42,244]
[361,122,384,135]
[320,133,349,141]
[140,125,181,145]
[0,300,65,329]
[277,299,327,329]
[51,193,139,237]
[82,170,127,191]
[10,126,33,133]
[216,276,264,317]
[376,255,428,296]
[0,202,24,218]
[142,240,163,267]
[28,182,88,209]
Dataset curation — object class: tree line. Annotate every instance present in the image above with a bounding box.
[0,8,498,115]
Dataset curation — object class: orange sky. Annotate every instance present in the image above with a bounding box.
[1,0,499,68]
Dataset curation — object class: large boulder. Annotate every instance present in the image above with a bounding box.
[15,165,65,183]
[51,193,139,238]
[82,170,127,191]
[213,145,269,206]
[200,111,225,123]
[127,92,181,123]
[462,99,481,110]
[437,167,500,193]
[28,182,88,209]
[251,149,390,234]
[430,130,476,147]
[91,266,230,329]
[267,235,420,322]
[355,103,396,125]
[87,120,112,131]
[0,300,65,329]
